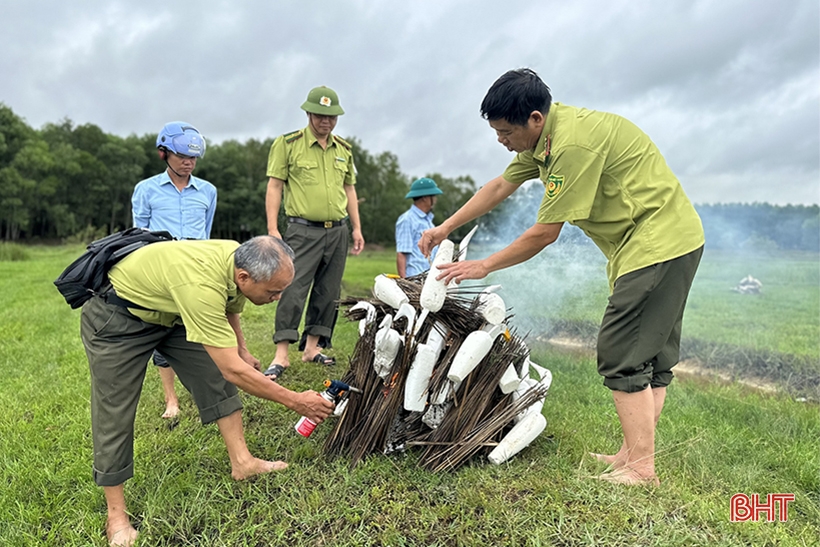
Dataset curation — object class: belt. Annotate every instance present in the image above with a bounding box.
[99,284,152,311]
[288,217,346,229]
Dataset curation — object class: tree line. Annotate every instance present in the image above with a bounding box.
[1,103,818,251]
[479,184,820,252]
[0,104,477,245]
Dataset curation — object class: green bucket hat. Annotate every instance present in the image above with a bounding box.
[405,177,443,199]
[301,86,345,116]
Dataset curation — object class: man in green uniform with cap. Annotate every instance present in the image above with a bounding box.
[420,68,704,486]
[80,235,334,546]
[396,177,443,277]
[264,86,364,381]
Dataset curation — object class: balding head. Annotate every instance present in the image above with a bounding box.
[234,235,295,282]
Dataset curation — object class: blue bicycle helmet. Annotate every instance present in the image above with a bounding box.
[156,122,206,158]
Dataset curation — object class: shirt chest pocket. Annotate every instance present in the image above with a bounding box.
[294,159,320,185]
[333,159,349,179]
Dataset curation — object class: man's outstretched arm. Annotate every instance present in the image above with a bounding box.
[419,175,519,256]
[435,222,563,285]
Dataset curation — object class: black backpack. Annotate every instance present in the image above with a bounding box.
[54,227,175,309]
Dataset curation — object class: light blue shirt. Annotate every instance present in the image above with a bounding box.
[396,204,437,277]
[132,171,217,239]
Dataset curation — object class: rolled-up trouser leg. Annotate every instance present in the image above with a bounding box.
[274,223,325,344]
[157,326,242,424]
[81,297,164,486]
[597,247,703,393]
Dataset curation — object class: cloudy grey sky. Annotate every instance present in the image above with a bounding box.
[1,0,818,205]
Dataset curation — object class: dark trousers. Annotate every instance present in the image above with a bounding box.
[596,246,703,393]
[81,297,242,486]
[274,222,348,344]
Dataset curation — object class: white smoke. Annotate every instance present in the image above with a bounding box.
[458,189,609,339]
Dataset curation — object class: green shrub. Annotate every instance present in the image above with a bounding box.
[63,225,108,245]
[0,242,30,262]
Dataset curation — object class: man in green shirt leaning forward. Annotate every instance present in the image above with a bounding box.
[81,236,333,546]
[420,68,704,486]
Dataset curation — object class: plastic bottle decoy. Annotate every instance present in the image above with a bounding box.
[447,324,504,383]
[373,315,402,379]
[487,412,547,465]
[404,343,437,412]
[374,274,409,309]
[420,239,454,312]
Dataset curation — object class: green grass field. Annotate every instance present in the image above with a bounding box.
[0,245,817,546]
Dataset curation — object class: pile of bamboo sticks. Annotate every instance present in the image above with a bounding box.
[324,272,552,472]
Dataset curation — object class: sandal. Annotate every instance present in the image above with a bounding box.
[263,363,286,382]
[309,352,336,366]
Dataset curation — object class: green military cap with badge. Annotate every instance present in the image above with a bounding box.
[405,177,443,199]
[302,86,345,116]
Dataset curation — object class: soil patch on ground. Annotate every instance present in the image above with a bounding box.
[533,320,818,402]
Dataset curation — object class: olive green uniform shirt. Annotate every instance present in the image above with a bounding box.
[108,240,246,348]
[266,126,356,222]
[503,103,705,289]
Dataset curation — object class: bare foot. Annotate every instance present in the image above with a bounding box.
[161,403,179,419]
[231,458,288,480]
[589,451,626,468]
[107,517,138,547]
[595,467,660,486]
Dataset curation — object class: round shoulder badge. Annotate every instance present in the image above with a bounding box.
[546,174,564,199]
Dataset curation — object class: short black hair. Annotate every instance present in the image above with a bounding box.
[480,68,552,126]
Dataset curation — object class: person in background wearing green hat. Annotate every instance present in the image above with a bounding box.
[396,177,443,278]
[263,86,364,381]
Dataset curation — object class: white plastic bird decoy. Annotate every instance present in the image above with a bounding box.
[394,302,417,337]
[447,323,505,383]
[373,314,402,380]
[456,225,479,261]
[350,301,377,337]
[420,239,454,312]
[373,274,409,309]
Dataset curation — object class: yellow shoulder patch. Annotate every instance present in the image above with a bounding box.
[284,130,304,144]
[332,134,351,151]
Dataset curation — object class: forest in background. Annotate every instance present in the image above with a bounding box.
[1,103,817,251]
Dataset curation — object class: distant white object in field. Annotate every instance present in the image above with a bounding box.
[733,274,762,295]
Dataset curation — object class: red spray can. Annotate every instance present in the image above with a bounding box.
[295,379,360,438]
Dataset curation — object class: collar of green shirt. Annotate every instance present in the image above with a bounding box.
[305,125,337,149]
[532,104,559,167]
